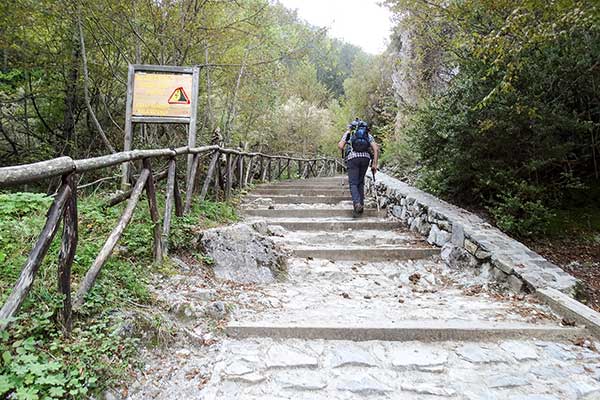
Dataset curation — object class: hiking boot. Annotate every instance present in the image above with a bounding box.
[352,203,361,218]
[358,203,364,214]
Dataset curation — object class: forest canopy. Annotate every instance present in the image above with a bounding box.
[0,0,372,166]
[381,0,600,237]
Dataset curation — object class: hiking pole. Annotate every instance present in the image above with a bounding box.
[372,169,380,212]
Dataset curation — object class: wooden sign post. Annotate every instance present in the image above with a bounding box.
[122,64,200,190]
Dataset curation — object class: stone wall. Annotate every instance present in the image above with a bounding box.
[368,172,580,297]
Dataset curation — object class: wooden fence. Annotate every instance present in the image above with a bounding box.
[0,145,343,332]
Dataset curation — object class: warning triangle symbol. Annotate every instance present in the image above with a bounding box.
[168,87,190,104]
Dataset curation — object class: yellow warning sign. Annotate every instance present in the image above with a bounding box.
[132,72,193,117]
[168,87,190,104]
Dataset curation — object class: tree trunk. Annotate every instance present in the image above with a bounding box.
[62,21,80,157]
[78,10,115,154]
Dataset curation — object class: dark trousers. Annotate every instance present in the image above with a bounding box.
[347,157,370,205]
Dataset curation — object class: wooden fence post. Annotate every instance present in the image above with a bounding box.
[259,156,265,181]
[0,182,71,330]
[261,157,268,181]
[162,158,176,256]
[244,156,253,186]
[214,156,222,200]
[318,160,327,176]
[267,159,272,181]
[57,173,77,335]
[238,155,244,188]
[74,169,150,309]
[277,158,282,180]
[225,154,233,200]
[286,159,291,179]
[184,153,200,214]
[143,159,162,264]
[173,172,183,217]
[200,150,219,202]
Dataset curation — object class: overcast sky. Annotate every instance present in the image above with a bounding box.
[278,0,393,54]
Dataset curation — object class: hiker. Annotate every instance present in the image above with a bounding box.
[338,119,379,217]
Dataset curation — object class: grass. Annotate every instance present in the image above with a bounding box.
[0,189,237,399]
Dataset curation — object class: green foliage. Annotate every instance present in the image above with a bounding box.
[0,193,52,218]
[0,1,368,165]
[1,307,138,400]
[0,191,237,398]
[385,0,600,237]
[326,52,398,159]
[490,194,554,237]
[169,200,238,252]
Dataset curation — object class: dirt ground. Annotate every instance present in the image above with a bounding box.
[526,237,600,311]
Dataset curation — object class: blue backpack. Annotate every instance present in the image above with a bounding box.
[349,122,370,153]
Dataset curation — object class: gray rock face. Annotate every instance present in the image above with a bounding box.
[410,216,431,235]
[250,220,269,235]
[204,301,227,320]
[267,225,286,237]
[441,243,479,269]
[451,223,465,246]
[427,224,451,247]
[200,223,288,283]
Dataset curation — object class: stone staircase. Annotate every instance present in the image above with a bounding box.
[200,176,600,399]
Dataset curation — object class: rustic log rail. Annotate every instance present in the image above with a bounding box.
[0,146,344,332]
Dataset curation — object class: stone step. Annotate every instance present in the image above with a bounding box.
[251,189,350,196]
[273,230,421,249]
[256,184,349,190]
[226,320,586,342]
[262,179,348,186]
[199,336,600,399]
[245,195,350,204]
[242,208,386,218]
[292,247,439,261]
[268,220,400,231]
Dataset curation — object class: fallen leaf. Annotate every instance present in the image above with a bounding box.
[409,273,421,284]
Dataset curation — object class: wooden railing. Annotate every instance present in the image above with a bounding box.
[0,145,344,332]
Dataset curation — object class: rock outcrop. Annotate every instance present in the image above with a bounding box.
[199,223,288,284]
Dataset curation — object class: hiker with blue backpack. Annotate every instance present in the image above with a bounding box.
[338,118,379,218]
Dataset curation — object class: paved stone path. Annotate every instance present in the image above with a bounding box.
[198,176,600,399]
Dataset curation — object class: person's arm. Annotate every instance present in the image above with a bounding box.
[338,131,349,151]
[371,141,379,172]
